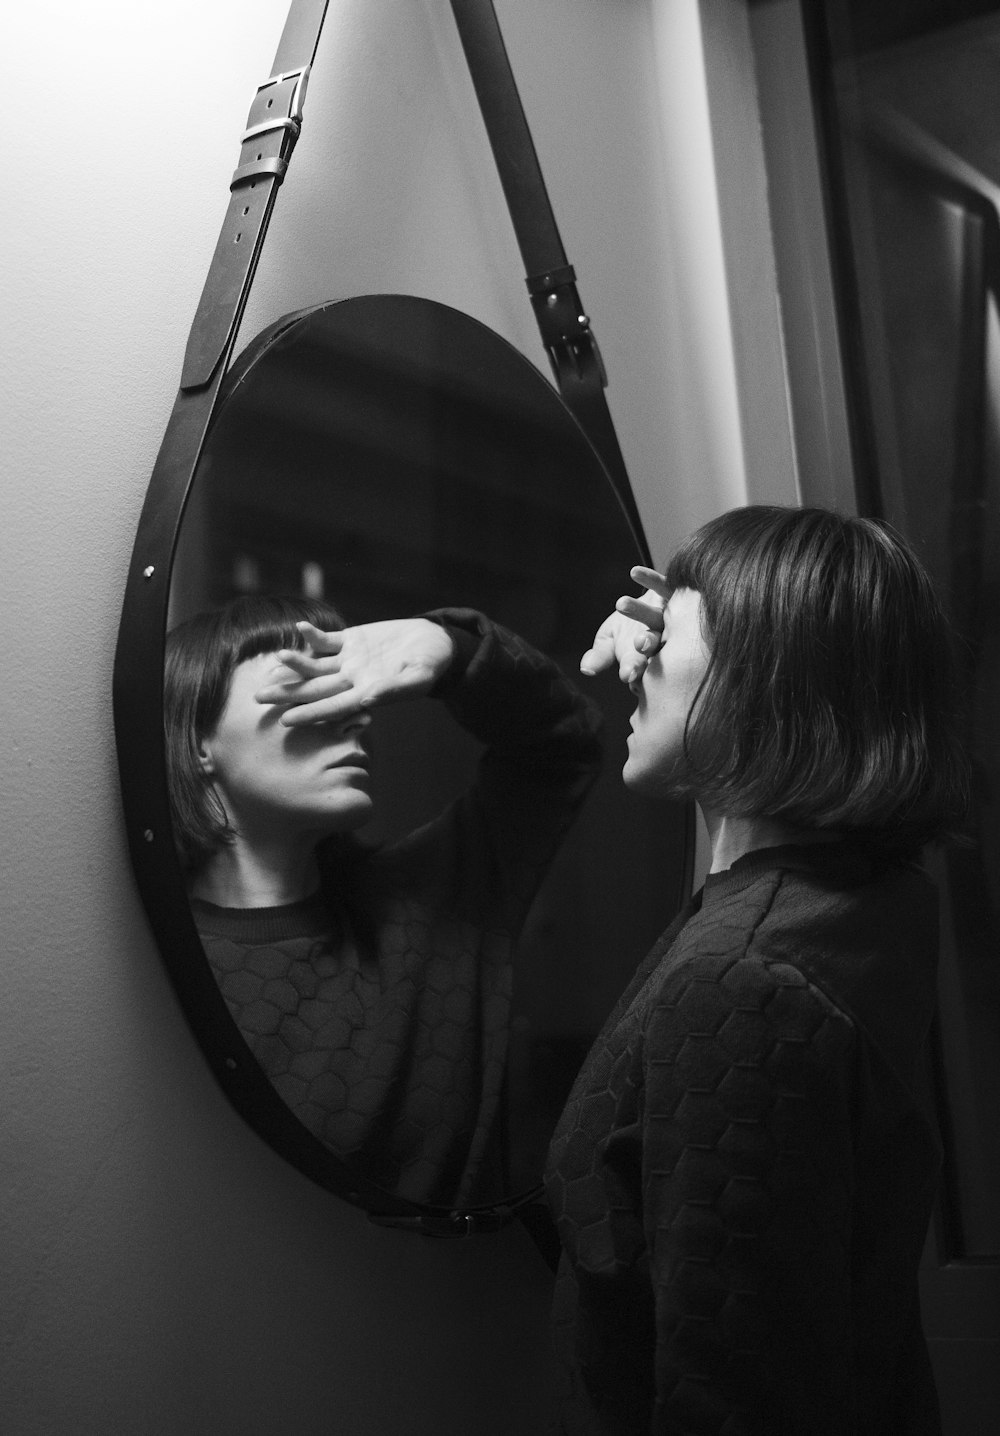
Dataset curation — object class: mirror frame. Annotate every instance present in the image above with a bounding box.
[113,1,689,1236]
[113,295,681,1230]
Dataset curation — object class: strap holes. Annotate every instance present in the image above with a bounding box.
[266,98,273,109]
[242,206,250,216]
[234,232,242,244]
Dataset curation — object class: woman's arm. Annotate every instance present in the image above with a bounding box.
[403,608,604,912]
[258,607,603,918]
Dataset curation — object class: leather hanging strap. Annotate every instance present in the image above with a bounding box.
[180,0,331,390]
[179,0,645,554]
[115,0,420,1222]
[448,0,649,560]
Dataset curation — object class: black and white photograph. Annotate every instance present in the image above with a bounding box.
[2,1,998,1431]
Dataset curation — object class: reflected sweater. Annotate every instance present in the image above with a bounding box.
[545,842,943,1435]
[194,609,602,1207]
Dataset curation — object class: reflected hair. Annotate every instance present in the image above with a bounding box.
[164,593,347,872]
[664,505,968,857]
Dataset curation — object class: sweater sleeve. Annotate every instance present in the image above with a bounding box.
[389,607,604,922]
[427,606,603,764]
[637,945,859,1433]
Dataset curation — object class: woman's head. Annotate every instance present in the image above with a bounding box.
[626,505,968,856]
[165,594,371,872]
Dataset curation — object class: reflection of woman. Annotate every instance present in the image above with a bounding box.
[545,507,967,1434]
[165,597,601,1206]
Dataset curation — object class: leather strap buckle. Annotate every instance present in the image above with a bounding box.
[230,65,311,191]
[258,64,311,125]
[527,267,608,388]
[367,1208,510,1238]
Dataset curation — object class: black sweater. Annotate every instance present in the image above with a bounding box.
[195,609,602,1207]
[545,842,943,1435]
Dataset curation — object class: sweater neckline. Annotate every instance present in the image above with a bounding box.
[700,839,885,906]
[190,891,335,942]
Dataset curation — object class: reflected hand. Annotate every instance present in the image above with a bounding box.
[579,566,669,684]
[255,618,455,726]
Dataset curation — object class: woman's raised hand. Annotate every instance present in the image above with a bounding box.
[580,566,669,685]
[255,617,455,726]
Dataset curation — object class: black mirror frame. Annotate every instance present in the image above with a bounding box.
[113,0,691,1234]
[114,304,433,1221]
[113,295,679,1232]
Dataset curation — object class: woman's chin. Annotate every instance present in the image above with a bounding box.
[314,791,375,834]
[622,753,685,802]
[622,754,648,793]
[339,794,376,829]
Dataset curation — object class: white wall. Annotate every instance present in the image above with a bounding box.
[1,2,785,1430]
[236,0,770,560]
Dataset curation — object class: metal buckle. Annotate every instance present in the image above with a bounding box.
[241,117,302,144]
[366,1208,505,1238]
[230,66,311,192]
[527,268,608,388]
[256,65,311,128]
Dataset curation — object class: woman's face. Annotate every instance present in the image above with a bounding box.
[199,652,374,842]
[623,587,710,797]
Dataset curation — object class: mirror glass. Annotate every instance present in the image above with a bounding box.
[168,296,689,1210]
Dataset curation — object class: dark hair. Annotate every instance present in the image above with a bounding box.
[164,593,347,872]
[664,505,968,856]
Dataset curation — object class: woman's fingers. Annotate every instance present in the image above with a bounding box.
[580,630,617,676]
[256,618,452,722]
[265,649,338,681]
[621,569,668,658]
[276,693,364,727]
[629,566,671,600]
[255,670,352,709]
[617,593,665,624]
[254,631,346,700]
[295,620,345,655]
[616,595,665,641]
[581,570,670,683]
[580,614,650,683]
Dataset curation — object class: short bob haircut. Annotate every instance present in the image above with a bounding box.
[663,505,968,857]
[164,593,347,872]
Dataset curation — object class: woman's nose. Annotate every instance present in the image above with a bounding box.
[340,710,372,735]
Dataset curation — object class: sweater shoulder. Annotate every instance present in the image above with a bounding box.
[670,859,936,988]
[651,859,938,1087]
[646,870,856,1055]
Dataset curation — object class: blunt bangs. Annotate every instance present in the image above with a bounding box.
[164,594,347,870]
[664,506,968,856]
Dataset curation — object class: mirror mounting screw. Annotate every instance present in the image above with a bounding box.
[142,565,155,580]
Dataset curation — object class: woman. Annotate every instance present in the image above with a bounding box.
[545,506,967,1434]
[165,597,602,1207]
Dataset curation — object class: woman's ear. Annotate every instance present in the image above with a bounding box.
[196,740,216,777]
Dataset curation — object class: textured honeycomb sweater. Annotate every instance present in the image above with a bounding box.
[194,609,602,1207]
[545,842,943,1435]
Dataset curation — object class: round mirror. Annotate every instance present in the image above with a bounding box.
[151,295,688,1215]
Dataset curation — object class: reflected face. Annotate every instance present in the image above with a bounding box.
[624,587,710,797]
[199,652,374,842]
